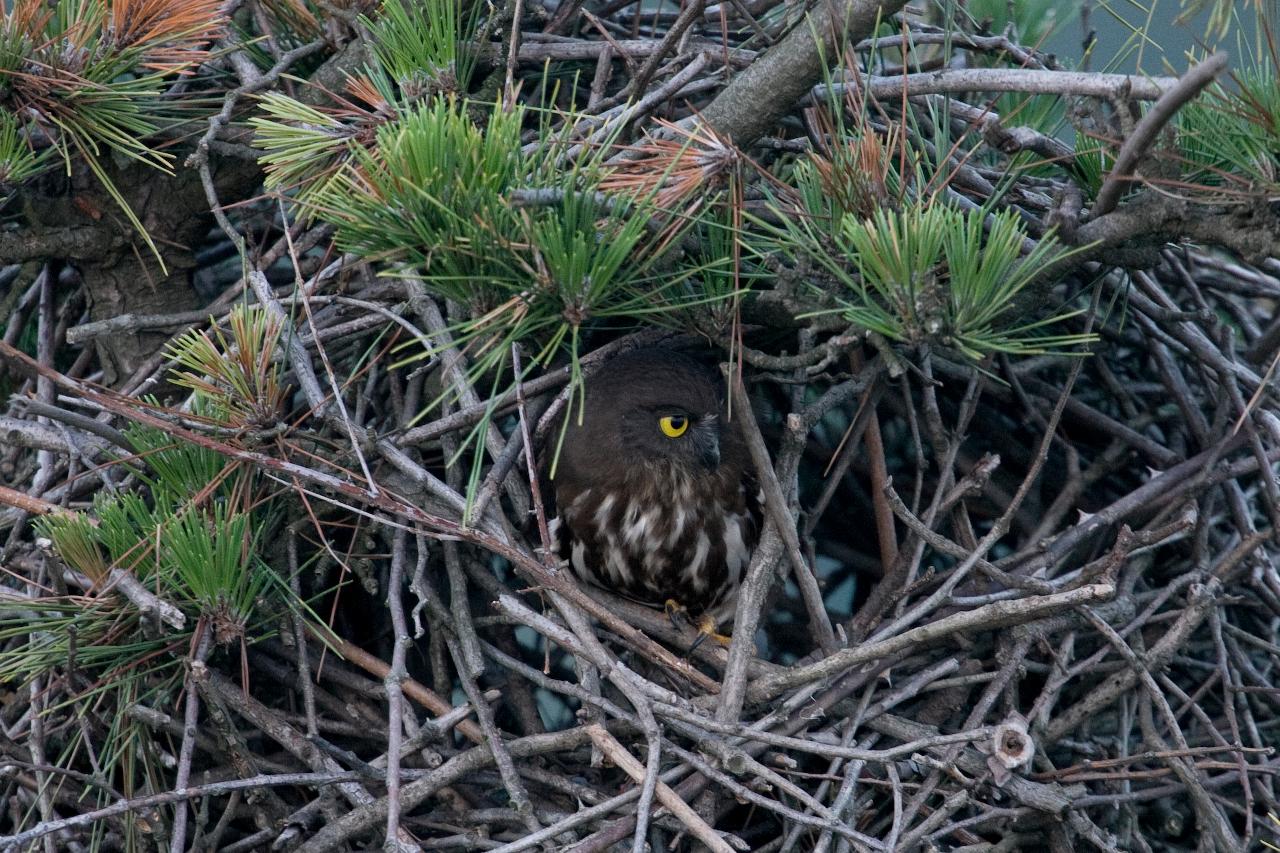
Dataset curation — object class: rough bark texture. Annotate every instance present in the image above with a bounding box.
[20,157,262,384]
[700,0,910,145]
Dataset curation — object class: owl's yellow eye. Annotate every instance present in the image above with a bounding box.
[659,415,689,438]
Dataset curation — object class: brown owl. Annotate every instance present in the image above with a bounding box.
[550,348,761,629]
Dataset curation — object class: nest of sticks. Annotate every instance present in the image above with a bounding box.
[0,1,1278,851]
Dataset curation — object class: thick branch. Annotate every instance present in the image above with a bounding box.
[699,0,910,145]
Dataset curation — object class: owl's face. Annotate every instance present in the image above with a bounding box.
[617,399,722,470]
[561,348,736,477]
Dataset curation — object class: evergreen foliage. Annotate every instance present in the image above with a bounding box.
[0,0,1278,850]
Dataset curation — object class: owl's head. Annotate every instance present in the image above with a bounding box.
[568,348,731,473]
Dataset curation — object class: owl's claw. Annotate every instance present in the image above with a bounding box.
[664,599,691,631]
[689,613,732,654]
[665,600,731,653]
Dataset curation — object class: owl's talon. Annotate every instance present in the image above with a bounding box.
[664,601,730,652]
[664,599,691,631]
[687,614,732,655]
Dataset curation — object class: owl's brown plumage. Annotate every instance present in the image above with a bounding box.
[551,348,761,618]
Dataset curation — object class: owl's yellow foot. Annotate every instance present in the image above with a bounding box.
[663,598,689,629]
[665,600,731,653]
[689,613,732,653]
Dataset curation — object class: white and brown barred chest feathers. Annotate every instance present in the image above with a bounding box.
[554,464,761,615]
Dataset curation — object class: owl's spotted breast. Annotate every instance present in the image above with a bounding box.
[555,469,760,616]
[549,347,762,619]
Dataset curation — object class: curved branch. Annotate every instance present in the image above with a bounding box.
[1091,52,1229,217]
[1067,193,1280,268]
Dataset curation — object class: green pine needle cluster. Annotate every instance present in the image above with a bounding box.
[3,305,299,806]
[775,200,1093,359]
[123,418,234,505]
[0,0,228,258]
[252,94,362,209]
[0,111,50,189]
[758,87,1094,362]
[321,101,697,369]
[1177,57,1280,190]
[368,0,479,101]
[316,99,525,271]
[165,303,289,429]
[250,0,480,208]
[33,430,270,643]
[162,502,271,642]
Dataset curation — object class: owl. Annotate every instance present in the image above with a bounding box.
[550,348,762,628]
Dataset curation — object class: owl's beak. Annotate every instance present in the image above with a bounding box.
[694,425,720,470]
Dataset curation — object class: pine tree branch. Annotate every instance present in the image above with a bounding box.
[698,0,911,146]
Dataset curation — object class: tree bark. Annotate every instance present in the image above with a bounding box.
[698,0,910,146]
[20,156,262,386]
